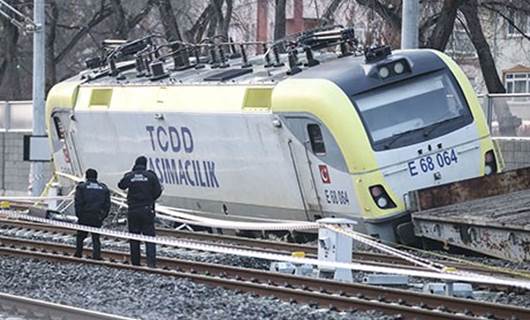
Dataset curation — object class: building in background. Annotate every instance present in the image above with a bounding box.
[233,0,529,95]
[447,9,530,94]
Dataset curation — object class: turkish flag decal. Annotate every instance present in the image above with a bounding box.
[319,165,331,184]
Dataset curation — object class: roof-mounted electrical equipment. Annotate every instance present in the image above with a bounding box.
[115,38,151,58]
[299,26,355,50]
[303,47,319,67]
[203,68,253,82]
[150,61,168,81]
[79,25,366,83]
[240,45,251,69]
[85,57,102,69]
[287,50,301,75]
[364,45,392,64]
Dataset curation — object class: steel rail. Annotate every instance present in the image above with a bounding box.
[0,291,135,320]
[0,235,528,320]
[1,217,528,282]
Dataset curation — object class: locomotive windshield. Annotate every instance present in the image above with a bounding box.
[354,71,473,151]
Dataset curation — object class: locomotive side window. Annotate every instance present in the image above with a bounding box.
[307,124,326,155]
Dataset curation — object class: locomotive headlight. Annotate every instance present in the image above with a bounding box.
[393,61,405,74]
[485,151,494,163]
[370,186,383,197]
[377,197,388,208]
[484,150,497,176]
[369,185,397,209]
[378,66,390,79]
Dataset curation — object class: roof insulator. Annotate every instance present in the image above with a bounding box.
[149,61,169,80]
[287,50,301,75]
[218,45,229,68]
[173,46,192,71]
[339,41,352,58]
[303,47,319,67]
[229,37,241,59]
[273,46,285,67]
[240,45,251,69]
[209,46,220,68]
[109,58,118,77]
[263,44,274,68]
[193,47,205,69]
[135,56,147,77]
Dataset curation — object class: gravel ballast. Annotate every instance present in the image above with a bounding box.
[0,255,395,320]
[2,224,530,309]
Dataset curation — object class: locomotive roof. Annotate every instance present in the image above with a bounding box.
[80,49,444,92]
[78,50,348,87]
[76,27,446,95]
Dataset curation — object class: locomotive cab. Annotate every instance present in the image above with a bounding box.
[273,46,500,243]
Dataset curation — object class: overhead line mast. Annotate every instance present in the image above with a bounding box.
[30,0,46,196]
[0,0,37,32]
[0,0,46,196]
[401,0,419,49]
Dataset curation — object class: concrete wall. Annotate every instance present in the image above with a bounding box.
[0,131,53,195]
[495,138,530,171]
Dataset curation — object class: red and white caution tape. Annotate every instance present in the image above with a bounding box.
[3,210,530,290]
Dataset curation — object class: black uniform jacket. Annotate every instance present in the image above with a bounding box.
[75,179,111,227]
[117,164,162,210]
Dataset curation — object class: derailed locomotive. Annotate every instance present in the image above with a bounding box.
[46,27,501,242]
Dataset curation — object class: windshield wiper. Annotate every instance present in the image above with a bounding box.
[422,116,461,138]
[382,126,425,149]
[380,116,462,150]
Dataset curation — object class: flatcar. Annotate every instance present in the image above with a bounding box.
[46,27,501,243]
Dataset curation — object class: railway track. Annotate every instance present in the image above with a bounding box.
[0,235,529,320]
[0,291,134,320]
[1,217,528,283]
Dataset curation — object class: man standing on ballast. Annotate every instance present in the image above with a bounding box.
[118,156,162,268]
[74,168,110,260]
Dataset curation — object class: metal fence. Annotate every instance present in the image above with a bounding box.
[0,100,32,132]
[479,93,530,138]
[2,95,530,135]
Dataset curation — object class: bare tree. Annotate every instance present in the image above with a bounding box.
[274,0,287,41]
[157,0,183,41]
[481,0,530,41]
[220,0,233,38]
[0,0,22,100]
[355,0,402,34]
[110,0,129,38]
[321,0,345,26]
[460,1,505,93]
[461,0,520,135]
[46,0,59,91]
[53,1,114,65]
[107,0,158,40]
[425,0,464,50]
[186,3,214,42]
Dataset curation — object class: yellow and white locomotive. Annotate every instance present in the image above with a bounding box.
[46,28,500,242]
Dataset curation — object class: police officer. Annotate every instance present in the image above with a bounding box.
[74,168,111,260]
[118,156,162,268]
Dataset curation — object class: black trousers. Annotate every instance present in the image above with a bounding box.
[128,205,156,267]
[75,230,101,259]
